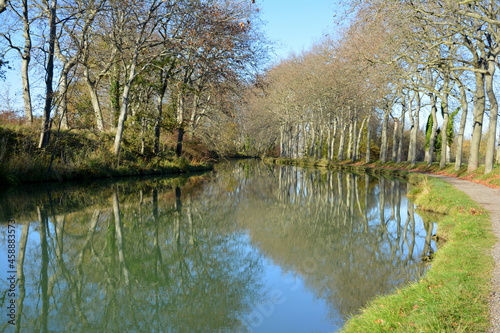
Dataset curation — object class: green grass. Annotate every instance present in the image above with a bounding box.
[341,173,495,332]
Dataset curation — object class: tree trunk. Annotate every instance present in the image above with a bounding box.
[55,59,77,130]
[326,122,331,159]
[21,0,33,123]
[57,73,70,130]
[330,118,337,160]
[176,127,185,157]
[38,0,57,149]
[280,126,285,158]
[355,116,367,161]
[309,123,316,157]
[380,109,389,162]
[468,71,486,172]
[425,94,438,165]
[392,119,398,162]
[440,83,450,169]
[347,120,354,160]
[365,114,371,163]
[455,83,468,170]
[408,91,420,165]
[109,63,121,131]
[497,132,500,165]
[397,103,405,163]
[113,62,136,157]
[485,55,498,174]
[318,126,324,159]
[175,93,185,157]
[337,122,346,161]
[84,68,105,131]
[154,75,168,154]
[154,96,164,154]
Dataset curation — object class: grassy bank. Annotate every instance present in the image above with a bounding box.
[266,157,496,332]
[342,173,495,332]
[0,126,213,185]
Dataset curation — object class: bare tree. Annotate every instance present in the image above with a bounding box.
[111,0,170,157]
[38,0,57,148]
[2,0,34,123]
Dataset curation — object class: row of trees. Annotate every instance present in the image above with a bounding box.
[242,0,499,174]
[0,0,265,157]
[1,0,499,171]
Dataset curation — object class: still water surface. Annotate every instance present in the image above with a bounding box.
[0,161,435,333]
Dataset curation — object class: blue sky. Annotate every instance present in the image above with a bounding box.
[258,0,341,62]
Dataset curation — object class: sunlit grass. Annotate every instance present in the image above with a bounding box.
[341,174,495,332]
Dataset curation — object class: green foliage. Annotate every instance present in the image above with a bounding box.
[425,114,433,149]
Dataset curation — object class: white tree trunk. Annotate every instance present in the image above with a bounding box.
[347,120,354,160]
[408,91,420,165]
[392,119,398,162]
[113,62,136,157]
[338,122,346,161]
[329,118,337,160]
[455,82,468,170]
[439,84,450,169]
[380,109,389,163]
[84,68,105,131]
[20,0,33,123]
[468,71,486,172]
[485,55,498,174]
[355,116,367,161]
[397,104,406,163]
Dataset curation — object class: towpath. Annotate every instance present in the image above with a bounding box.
[430,175,500,333]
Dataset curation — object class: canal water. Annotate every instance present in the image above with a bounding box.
[0,161,435,333]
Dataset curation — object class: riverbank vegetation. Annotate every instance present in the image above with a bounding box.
[0,122,213,184]
[342,173,495,332]
[1,0,499,183]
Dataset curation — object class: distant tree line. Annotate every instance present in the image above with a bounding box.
[241,0,500,174]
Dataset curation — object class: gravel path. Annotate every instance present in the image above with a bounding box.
[430,175,500,333]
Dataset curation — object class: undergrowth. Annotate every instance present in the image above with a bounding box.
[0,126,213,184]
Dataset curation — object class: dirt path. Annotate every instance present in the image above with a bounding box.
[430,175,500,332]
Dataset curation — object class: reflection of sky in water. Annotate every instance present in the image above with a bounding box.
[242,259,341,333]
[0,163,436,333]
[233,233,341,333]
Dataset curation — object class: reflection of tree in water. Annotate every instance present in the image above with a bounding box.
[2,176,266,333]
[0,162,437,331]
[232,162,435,319]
